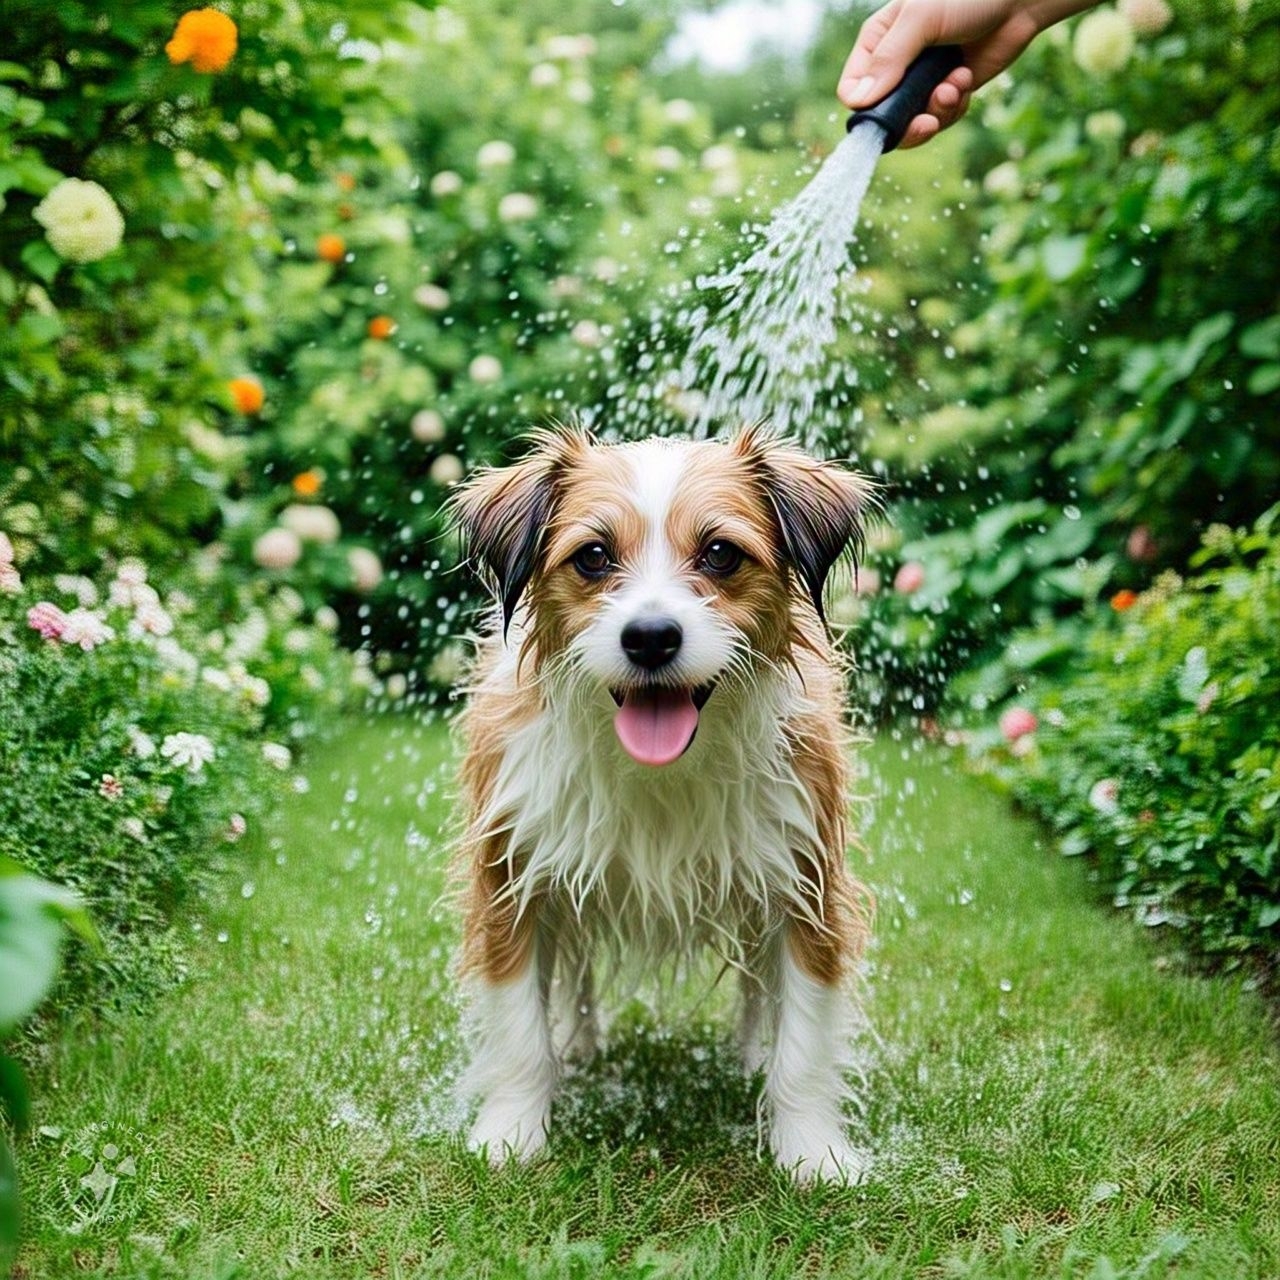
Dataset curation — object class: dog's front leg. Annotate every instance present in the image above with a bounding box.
[461,841,557,1162]
[764,922,867,1184]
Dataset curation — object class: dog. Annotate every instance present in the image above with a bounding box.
[449,423,874,1181]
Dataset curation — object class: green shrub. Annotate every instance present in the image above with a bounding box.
[0,553,359,1009]
[972,508,1280,961]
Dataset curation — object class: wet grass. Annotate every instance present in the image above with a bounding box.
[14,715,1280,1279]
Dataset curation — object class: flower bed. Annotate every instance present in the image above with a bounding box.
[968,509,1280,964]
[0,543,360,1009]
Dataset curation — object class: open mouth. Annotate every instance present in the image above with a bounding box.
[609,681,716,767]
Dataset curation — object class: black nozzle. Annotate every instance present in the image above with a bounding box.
[846,45,964,153]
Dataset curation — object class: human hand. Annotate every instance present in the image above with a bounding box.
[838,0,1092,149]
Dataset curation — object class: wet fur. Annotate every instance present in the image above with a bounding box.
[451,425,875,1181]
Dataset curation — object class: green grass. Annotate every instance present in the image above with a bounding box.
[14,716,1280,1279]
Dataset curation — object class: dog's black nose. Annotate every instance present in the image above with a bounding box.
[621,617,682,670]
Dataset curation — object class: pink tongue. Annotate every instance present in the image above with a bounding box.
[614,687,699,766]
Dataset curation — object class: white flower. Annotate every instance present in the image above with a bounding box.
[202,667,234,693]
[429,170,463,197]
[649,146,683,172]
[240,674,271,707]
[226,611,269,661]
[983,160,1022,200]
[570,319,603,348]
[61,608,115,651]
[0,564,20,593]
[428,642,466,686]
[253,527,303,570]
[550,274,582,299]
[498,192,539,223]
[262,741,292,770]
[128,601,175,638]
[476,140,515,170]
[663,99,697,125]
[127,725,156,758]
[429,453,465,486]
[1073,9,1135,75]
[413,283,450,311]
[565,79,593,105]
[154,636,198,678]
[700,144,737,172]
[33,178,125,263]
[1085,110,1126,142]
[469,354,503,384]
[54,574,98,606]
[1088,778,1120,814]
[710,169,741,198]
[314,605,339,633]
[411,409,446,443]
[284,627,312,654]
[348,546,383,593]
[0,532,13,564]
[280,503,341,544]
[384,673,408,700]
[529,62,561,88]
[121,816,147,843]
[160,732,216,774]
[1119,0,1173,34]
[591,256,619,283]
[115,557,147,586]
[544,34,596,60]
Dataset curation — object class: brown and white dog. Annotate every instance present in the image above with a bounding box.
[450,424,874,1181]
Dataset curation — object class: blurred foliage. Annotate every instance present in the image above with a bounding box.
[972,508,1280,962]
[843,0,1280,722]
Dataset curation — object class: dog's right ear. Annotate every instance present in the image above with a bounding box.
[448,429,586,636]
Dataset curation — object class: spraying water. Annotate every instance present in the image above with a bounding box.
[653,47,965,455]
[679,122,885,447]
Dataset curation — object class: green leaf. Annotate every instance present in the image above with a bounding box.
[0,862,97,1028]
[19,239,60,285]
[0,1056,29,1131]
[1239,314,1280,360]
[1247,364,1280,396]
[1042,234,1088,282]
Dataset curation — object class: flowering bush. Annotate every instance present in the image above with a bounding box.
[0,552,360,1008]
[971,509,1280,961]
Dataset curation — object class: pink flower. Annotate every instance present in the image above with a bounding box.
[1125,525,1158,563]
[1088,778,1120,814]
[60,608,115,651]
[0,564,21,595]
[99,773,124,800]
[0,532,14,564]
[999,706,1038,742]
[225,813,247,842]
[894,561,926,594]
[28,601,68,639]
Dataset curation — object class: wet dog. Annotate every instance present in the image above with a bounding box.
[450,424,873,1181]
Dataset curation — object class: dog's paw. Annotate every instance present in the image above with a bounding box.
[770,1116,871,1185]
[468,1096,550,1164]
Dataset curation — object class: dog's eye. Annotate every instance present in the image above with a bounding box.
[571,542,613,579]
[699,539,744,576]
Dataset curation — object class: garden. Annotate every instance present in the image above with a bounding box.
[1,1,1277,1277]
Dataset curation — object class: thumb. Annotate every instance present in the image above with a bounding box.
[838,7,939,107]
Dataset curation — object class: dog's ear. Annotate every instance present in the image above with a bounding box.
[735,426,872,623]
[449,428,587,635]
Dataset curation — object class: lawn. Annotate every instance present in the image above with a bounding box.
[15,716,1280,1279]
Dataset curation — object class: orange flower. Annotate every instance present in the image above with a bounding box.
[1111,589,1138,612]
[337,202,355,222]
[336,172,357,193]
[291,469,322,498]
[165,9,238,74]
[317,233,346,263]
[227,376,264,414]
[367,315,397,340]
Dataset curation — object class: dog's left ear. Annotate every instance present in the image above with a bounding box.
[736,428,872,623]
[449,429,586,635]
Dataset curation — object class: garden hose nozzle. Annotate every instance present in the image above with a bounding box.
[846,45,965,153]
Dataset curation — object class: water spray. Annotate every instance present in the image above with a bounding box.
[845,45,965,153]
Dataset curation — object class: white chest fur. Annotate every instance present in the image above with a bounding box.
[477,668,824,964]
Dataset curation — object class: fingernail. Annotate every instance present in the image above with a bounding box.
[852,76,875,104]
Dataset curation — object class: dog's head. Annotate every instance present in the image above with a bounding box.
[451,425,870,765]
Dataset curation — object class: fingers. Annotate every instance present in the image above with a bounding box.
[897,89,972,150]
[837,0,942,108]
